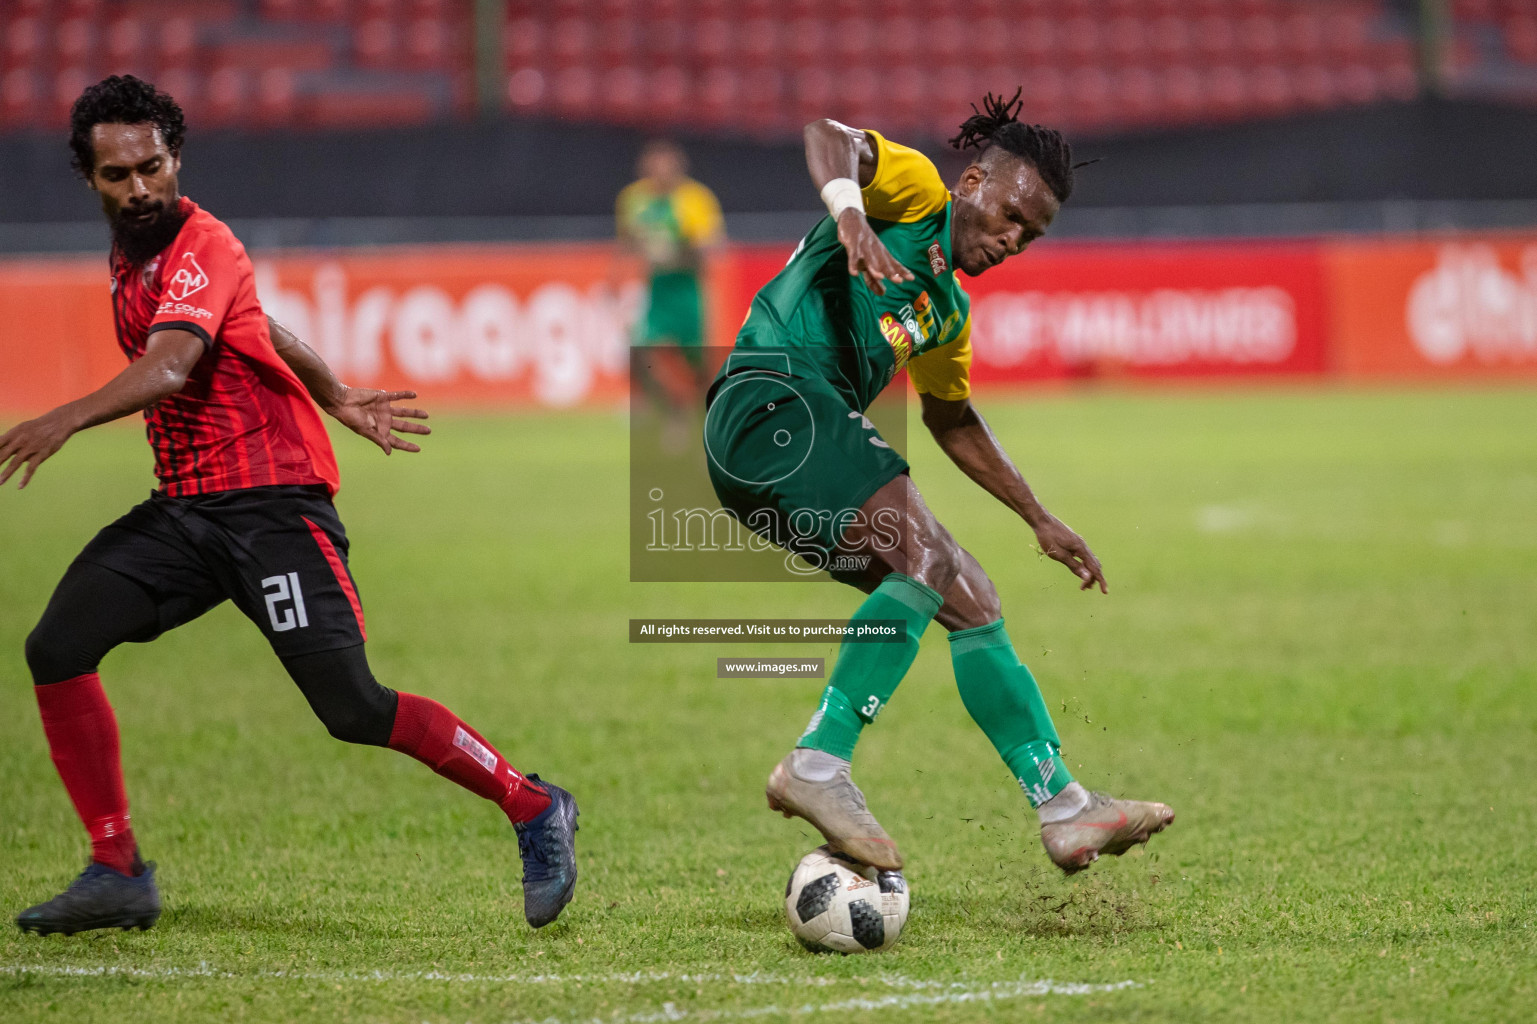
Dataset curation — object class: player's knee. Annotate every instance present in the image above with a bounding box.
[970,572,1003,625]
[921,537,965,595]
[317,690,395,747]
[24,617,91,686]
[315,680,398,747]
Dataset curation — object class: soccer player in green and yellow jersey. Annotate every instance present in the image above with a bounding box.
[704,91,1175,876]
[617,140,724,384]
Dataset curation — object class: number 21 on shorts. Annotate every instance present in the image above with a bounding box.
[262,572,309,632]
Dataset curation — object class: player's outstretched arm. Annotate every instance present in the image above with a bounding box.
[0,329,205,489]
[267,315,430,456]
[804,119,914,296]
[919,391,1107,593]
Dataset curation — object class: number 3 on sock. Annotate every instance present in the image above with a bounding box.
[860,695,882,720]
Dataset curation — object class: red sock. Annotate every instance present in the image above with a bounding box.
[35,674,140,876]
[387,693,551,824]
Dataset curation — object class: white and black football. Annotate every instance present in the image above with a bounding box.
[783,845,909,953]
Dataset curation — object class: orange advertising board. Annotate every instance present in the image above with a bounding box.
[1326,236,1537,377]
[3,234,1535,417]
[0,244,742,415]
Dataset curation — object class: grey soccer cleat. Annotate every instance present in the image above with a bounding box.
[514,775,579,928]
[766,752,903,871]
[1040,791,1175,875]
[16,861,161,936]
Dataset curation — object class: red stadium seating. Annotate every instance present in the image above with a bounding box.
[0,0,1532,137]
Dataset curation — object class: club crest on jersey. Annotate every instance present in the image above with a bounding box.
[166,252,209,301]
[928,242,947,275]
[140,256,161,291]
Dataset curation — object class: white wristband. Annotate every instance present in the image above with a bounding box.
[820,177,864,221]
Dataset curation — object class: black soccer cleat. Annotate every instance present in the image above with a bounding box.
[16,861,161,936]
[514,775,578,928]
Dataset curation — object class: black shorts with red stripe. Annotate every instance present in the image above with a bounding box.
[72,485,367,658]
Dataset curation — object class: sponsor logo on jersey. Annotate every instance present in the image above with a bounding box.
[928,242,947,275]
[879,312,913,369]
[166,251,209,301]
[155,300,215,320]
[881,292,931,370]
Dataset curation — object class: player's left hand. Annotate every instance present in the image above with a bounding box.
[328,387,431,455]
[0,410,76,489]
[1032,514,1107,593]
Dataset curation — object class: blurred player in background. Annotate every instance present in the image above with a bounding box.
[704,92,1175,876]
[616,140,724,430]
[1,77,578,936]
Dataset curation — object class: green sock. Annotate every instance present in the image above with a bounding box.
[950,618,1074,807]
[797,573,943,761]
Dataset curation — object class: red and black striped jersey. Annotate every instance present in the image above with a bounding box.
[110,197,339,498]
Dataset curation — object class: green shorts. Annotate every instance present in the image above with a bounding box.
[703,352,908,567]
[637,270,704,354]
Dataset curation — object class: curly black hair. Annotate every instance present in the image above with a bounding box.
[949,88,1084,204]
[69,75,186,179]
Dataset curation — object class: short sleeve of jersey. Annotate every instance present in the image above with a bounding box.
[861,130,950,224]
[908,319,973,400]
[674,180,724,246]
[147,224,242,351]
[615,181,644,236]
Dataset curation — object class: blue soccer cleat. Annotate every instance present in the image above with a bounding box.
[514,775,578,928]
[16,861,161,936]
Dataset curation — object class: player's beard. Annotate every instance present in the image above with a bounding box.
[110,200,188,266]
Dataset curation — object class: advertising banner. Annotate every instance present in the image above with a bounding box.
[3,233,1535,415]
[1326,238,1537,376]
[732,240,1330,382]
[0,244,740,414]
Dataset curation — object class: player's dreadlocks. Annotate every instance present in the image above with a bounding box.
[949,88,1082,203]
[69,75,186,179]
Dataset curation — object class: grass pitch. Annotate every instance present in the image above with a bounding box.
[2,387,1535,1023]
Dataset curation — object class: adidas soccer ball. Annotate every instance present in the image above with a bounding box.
[784,845,909,953]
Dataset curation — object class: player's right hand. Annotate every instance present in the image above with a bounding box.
[0,410,75,489]
[836,209,913,297]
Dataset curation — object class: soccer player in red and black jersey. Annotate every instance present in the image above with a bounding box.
[2,76,578,935]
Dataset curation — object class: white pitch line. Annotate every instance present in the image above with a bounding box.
[0,964,1139,1005]
[502,979,1144,1024]
[0,965,849,986]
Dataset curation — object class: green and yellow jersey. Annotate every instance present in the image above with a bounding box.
[616,177,724,276]
[732,130,973,412]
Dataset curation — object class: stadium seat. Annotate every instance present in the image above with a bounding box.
[5,17,43,69]
[203,66,248,126]
[506,67,544,110]
[1148,15,1192,60]
[786,17,828,64]
[253,66,298,126]
[0,69,37,128]
[306,90,434,127]
[156,17,197,68]
[552,65,597,117]
[56,17,96,67]
[602,65,647,122]
[1291,65,1337,107]
[354,18,398,69]
[1508,16,1537,63]
[505,17,542,67]
[649,64,689,122]
[0,0,1502,138]
[402,17,456,71]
